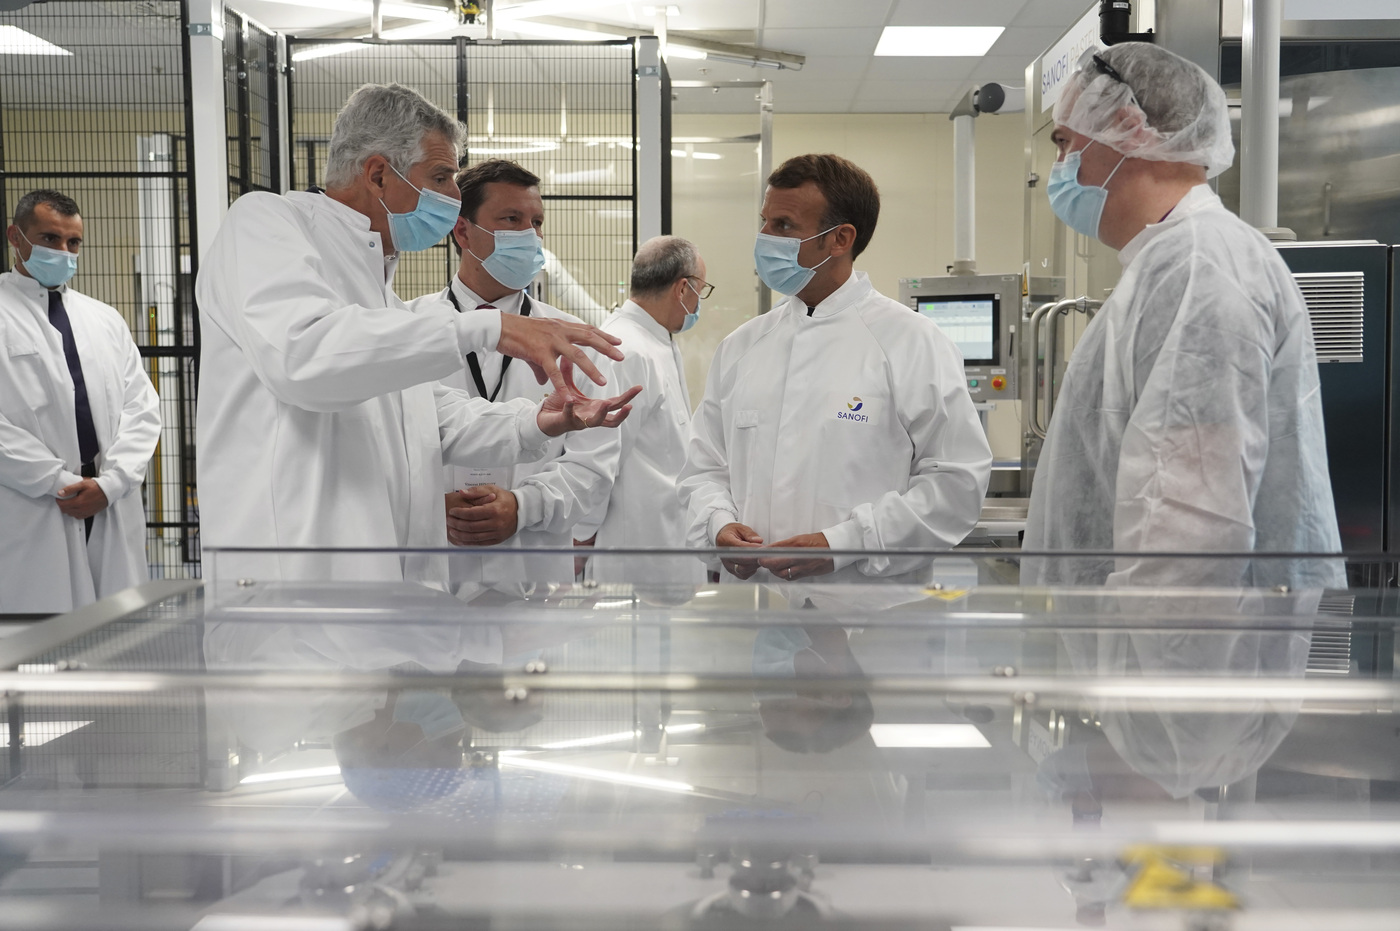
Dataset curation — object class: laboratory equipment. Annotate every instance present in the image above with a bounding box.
[898,274,1021,404]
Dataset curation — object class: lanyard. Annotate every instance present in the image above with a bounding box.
[446,285,532,402]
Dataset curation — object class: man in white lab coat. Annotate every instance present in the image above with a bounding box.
[1023,45,1342,588]
[679,154,992,583]
[414,160,637,594]
[573,236,710,584]
[0,190,162,614]
[197,84,638,586]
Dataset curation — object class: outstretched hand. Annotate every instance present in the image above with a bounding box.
[535,359,642,437]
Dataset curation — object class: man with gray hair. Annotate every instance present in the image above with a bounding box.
[573,235,710,583]
[196,83,639,584]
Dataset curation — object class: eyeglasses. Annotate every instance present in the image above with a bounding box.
[687,277,716,299]
[1091,53,1139,99]
[1091,53,1127,85]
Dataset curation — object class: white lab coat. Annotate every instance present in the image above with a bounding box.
[406,279,619,594]
[0,272,160,613]
[679,271,992,583]
[1023,186,1344,589]
[574,300,703,585]
[196,191,549,586]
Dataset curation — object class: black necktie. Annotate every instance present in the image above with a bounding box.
[807,305,816,317]
[47,289,100,470]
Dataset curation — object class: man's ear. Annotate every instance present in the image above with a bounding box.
[363,154,389,195]
[450,216,470,252]
[829,223,858,259]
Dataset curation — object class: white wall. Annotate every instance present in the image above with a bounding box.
[671,111,1029,459]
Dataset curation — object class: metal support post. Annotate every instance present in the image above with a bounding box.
[1240,0,1291,238]
[186,0,229,263]
[635,36,664,247]
[757,80,773,313]
[952,113,976,276]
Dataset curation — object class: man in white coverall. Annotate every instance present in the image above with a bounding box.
[1022,45,1342,588]
[573,235,711,584]
[679,154,991,583]
[0,189,161,613]
[197,84,639,585]
[408,159,633,594]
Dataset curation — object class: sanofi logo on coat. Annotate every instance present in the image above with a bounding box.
[837,396,869,422]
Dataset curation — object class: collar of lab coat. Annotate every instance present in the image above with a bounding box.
[1117,183,1221,268]
[790,269,871,319]
[617,298,673,343]
[291,189,398,281]
[451,276,525,315]
[2,268,68,304]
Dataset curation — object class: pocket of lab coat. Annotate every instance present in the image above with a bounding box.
[4,340,52,414]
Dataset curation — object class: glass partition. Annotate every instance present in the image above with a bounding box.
[0,550,1396,929]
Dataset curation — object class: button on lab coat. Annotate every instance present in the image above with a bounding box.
[679,271,992,582]
[0,272,161,613]
[196,191,549,585]
[574,300,703,584]
[407,280,619,594]
[1023,186,1343,588]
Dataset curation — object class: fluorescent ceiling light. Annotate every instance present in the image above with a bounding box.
[495,0,629,20]
[666,45,708,60]
[869,723,990,748]
[498,754,695,793]
[693,590,718,597]
[498,20,628,41]
[0,721,91,747]
[255,0,446,20]
[0,26,73,56]
[292,15,460,60]
[672,149,722,159]
[240,765,343,785]
[874,26,1004,57]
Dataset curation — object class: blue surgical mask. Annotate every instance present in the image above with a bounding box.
[17,230,77,288]
[1047,143,1127,240]
[391,690,465,741]
[679,278,702,333]
[380,163,461,254]
[469,221,546,291]
[753,225,839,296]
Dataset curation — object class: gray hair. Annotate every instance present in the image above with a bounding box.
[324,83,466,188]
[630,235,699,296]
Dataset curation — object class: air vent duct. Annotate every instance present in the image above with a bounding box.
[1294,271,1364,363]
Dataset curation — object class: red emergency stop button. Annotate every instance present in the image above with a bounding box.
[991,376,1006,391]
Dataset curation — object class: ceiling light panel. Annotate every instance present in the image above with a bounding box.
[874,26,1005,57]
[0,25,73,56]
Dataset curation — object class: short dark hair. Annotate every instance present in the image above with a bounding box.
[455,158,541,223]
[14,189,80,231]
[767,154,879,258]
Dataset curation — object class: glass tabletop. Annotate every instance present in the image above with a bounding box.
[0,549,1396,929]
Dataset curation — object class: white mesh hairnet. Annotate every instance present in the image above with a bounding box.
[1053,42,1235,179]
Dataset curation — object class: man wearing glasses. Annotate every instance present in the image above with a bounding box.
[574,236,711,584]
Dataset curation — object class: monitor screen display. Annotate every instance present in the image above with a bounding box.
[915,295,998,364]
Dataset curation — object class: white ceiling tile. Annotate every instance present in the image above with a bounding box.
[988,25,1073,58]
[760,0,897,29]
[1011,0,1101,29]
[862,56,982,82]
[889,0,1028,27]
[759,27,883,57]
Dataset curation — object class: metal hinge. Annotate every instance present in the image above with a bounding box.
[188,22,224,39]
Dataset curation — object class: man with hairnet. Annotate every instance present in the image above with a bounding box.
[1023,43,1342,588]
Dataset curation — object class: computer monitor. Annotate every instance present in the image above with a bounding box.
[915,294,999,365]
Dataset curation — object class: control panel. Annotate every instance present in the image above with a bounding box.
[898,273,1021,402]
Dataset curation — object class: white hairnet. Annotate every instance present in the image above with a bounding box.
[1053,42,1235,179]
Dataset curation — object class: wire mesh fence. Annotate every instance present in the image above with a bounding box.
[287,37,636,321]
[0,0,200,581]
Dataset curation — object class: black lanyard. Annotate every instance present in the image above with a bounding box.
[445,285,531,402]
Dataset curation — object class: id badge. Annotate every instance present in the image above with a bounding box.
[459,467,511,489]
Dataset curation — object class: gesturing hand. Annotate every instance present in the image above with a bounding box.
[446,485,519,547]
[497,312,624,392]
[758,532,835,581]
[716,521,764,580]
[536,360,642,437]
[56,478,109,520]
